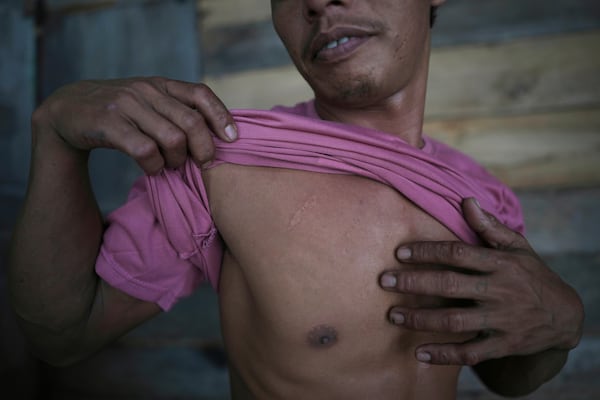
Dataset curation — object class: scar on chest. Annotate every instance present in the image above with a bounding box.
[288,195,318,230]
[307,325,339,348]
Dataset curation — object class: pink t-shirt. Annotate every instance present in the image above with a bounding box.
[95,101,524,311]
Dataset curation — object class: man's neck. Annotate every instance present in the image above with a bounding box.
[314,94,426,148]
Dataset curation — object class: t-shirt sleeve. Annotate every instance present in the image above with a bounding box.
[423,136,525,236]
[95,162,223,311]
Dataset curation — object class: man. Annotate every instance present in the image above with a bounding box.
[9,1,583,399]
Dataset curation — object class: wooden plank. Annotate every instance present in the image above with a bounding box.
[199,0,270,30]
[432,0,600,47]
[426,109,600,189]
[518,188,600,255]
[425,109,600,147]
[46,0,116,14]
[426,30,600,119]
[203,19,286,78]
[0,0,35,193]
[201,0,600,76]
[205,64,312,110]
[489,152,600,190]
[425,108,600,165]
[45,0,164,13]
[0,4,38,397]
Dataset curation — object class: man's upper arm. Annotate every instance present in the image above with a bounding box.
[13,278,161,367]
[74,278,161,362]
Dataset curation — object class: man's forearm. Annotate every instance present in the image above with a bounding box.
[8,113,103,363]
[473,348,568,397]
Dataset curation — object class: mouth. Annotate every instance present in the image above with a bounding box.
[309,27,375,62]
[323,36,351,50]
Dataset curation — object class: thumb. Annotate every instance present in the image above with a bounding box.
[463,198,531,251]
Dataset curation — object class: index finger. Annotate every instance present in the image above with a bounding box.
[163,79,238,143]
[381,269,491,299]
[394,241,501,274]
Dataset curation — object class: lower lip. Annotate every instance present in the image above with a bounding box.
[315,36,371,63]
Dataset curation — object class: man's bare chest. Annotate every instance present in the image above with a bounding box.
[203,164,456,299]
[205,164,445,255]
[202,164,467,397]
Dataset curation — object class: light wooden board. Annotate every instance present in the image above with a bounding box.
[425,109,600,189]
[426,30,600,119]
[205,64,312,110]
[492,153,599,189]
[199,0,270,30]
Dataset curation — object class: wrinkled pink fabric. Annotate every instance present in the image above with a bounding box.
[96,101,524,310]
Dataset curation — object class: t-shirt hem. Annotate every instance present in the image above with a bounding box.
[95,248,178,311]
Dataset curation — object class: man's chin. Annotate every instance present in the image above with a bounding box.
[312,76,380,108]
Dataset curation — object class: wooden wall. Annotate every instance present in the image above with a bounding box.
[0,2,38,399]
[1,1,599,399]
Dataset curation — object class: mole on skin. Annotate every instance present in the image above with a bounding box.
[307,325,338,348]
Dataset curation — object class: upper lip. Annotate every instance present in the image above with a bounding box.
[308,26,375,60]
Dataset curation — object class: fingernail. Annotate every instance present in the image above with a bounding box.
[472,197,481,208]
[390,311,405,325]
[225,124,237,141]
[396,247,412,260]
[417,352,432,362]
[380,274,397,288]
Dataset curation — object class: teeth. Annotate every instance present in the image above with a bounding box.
[326,40,338,49]
[324,36,350,51]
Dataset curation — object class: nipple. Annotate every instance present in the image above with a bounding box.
[307,325,338,348]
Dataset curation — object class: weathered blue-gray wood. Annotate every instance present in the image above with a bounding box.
[36,283,226,399]
[518,188,600,255]
[44,346,231,399]
[43,285,230,399]
[432,0,600,47]
[122,283,222,343]
[41,0,201,213]
[516,189,600,329]
[0,2,38,400]
[543,252,600,330]
[459,336,600,399]
[0,0,35,197]
[204,19,286,77]
[203,0,600,76]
